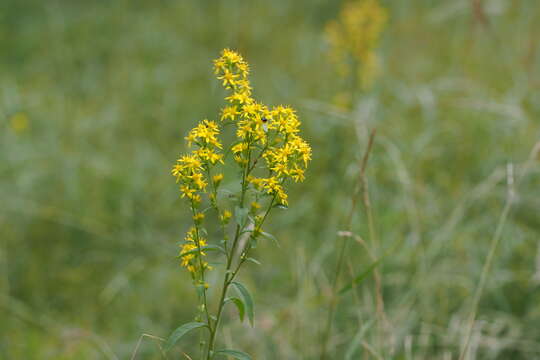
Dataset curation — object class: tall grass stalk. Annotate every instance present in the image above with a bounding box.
[320,129,376,360]
[458,163,515,360]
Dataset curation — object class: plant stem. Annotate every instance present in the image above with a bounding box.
[320,129,376,360]
[205,140,252,359]
[458,164,515,360]
[190,201,212,332]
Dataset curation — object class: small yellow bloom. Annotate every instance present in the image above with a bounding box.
[218,69,239,87]
[221,106,240,121]
[193,212,205,221]
[325,0,387,88]
[212,173,224,185]
[9,112,29,133]
[220,210,232,223]
[231,142,248,154]
[250,202,261,213]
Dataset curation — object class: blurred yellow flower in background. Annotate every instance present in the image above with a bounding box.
[325,0,387,89]
[9,112,30,133]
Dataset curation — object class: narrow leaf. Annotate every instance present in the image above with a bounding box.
[339,258,383,295]
[214,349,252,360]
[164,322,207,351]
[246,257,261,265]
[231,281,254,326]
[260,231,279,247]
[225,297,245,321]
[234,206,249,228]
[345,320,374,360]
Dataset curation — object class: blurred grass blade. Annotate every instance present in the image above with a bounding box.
[231,281,254,326]
[339,238,401,295]
[345,320,374,360]
[164,322,207,351]
[339,258,383,295]
[213,349,252,360]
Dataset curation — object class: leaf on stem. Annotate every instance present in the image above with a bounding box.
[260,231,279,247]
[246,257,261,265]
[231,281,254,326]
[213,349,252,360]
[164,322,207,351]
[224,297,245,322]
[234,206,249,228]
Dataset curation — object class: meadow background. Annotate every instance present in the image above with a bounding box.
[1,0,540,359]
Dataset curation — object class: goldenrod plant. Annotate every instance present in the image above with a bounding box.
[325,0,387,106]
[167,49,311,359]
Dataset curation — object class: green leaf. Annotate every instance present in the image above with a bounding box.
[246,257,261,265]
[214,349,252,360]
[273,204,288,210]
[234,206,249,228]
[164,322,207,351]
[231,281,254,326]
[225,297,245,322]
[260,231,279,247]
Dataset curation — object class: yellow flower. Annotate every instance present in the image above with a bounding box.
[180,185,196,199]
[221,106,240,121]
[186,119,222,149]
[226,91,252,105]
[9,112,29,133]
[192,194,202,204]
[325,0,387,88]
[250,202,261,213]
[193,212,205,221]
[231,142,248,154]
[212,173,224,185]
[220,210,232,223]
[218,69,239,87]
[195,148,223,164]
[189,172,207,190]
[290,166,305,182]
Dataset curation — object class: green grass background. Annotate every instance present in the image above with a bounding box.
[1,0,540,359]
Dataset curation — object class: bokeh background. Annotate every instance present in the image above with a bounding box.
[1,0,540,359]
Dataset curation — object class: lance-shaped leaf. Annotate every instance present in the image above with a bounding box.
[224,297,245,322]
[234,206,249,228]
[164,322,207,351]
[231,281,254,326]
[214,349,252,360]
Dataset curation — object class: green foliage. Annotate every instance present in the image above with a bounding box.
[224,297,245,322]
[231,282,254,327]
[213,349,252,360]
[1,0,540,359]
[164,322,207,352]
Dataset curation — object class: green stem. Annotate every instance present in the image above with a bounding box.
[190,201,213,334]
[205,142,251,359]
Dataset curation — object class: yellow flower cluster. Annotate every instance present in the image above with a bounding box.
[179,227,210,274]
[172,119,223,202]
[214,49,312,206]
[173,49,311,275]
[325,0,387,87]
